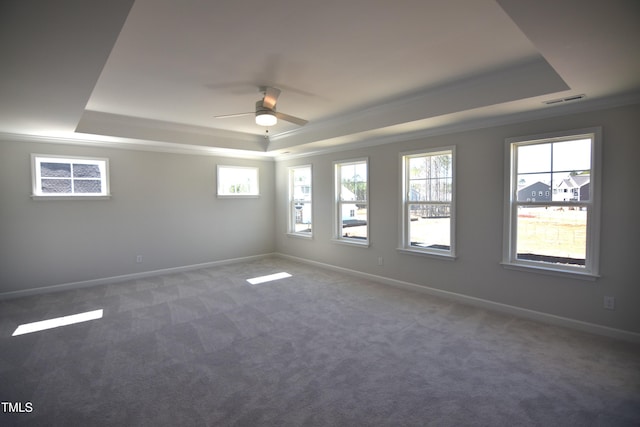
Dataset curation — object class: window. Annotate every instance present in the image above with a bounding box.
[217,165,259,197]
[31,154,110,198]
[334,158,368,245]
[503,127,601,278]
[288,165,312,236]
[400,148,455,257]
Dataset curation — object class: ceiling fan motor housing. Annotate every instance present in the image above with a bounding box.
[255,99,275,115]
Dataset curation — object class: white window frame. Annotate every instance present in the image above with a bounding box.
[288,164,313,238]
[31,154,110,200]
[502,127,602,279]
[398,147,456,259]
[333,158,369,246]
[217,165,259,198]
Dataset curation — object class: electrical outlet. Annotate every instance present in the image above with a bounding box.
[136,255,143,264]
[603,296,615,310]
[377,257,384,266]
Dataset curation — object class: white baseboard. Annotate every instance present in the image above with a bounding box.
[276,253,640,344]
[0,253,276,300]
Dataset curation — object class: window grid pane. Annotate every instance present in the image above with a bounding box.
[42,179,72,193]
[291,201,312,233]
[516,206,587,266]
[41,163,71,177]
[74,180,102,193]
[339,162,367,202]
[408,203,451,250]
[340,202,367,240]
[73,164,101,178]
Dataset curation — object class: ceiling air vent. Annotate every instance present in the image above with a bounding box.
[543,94,586,105]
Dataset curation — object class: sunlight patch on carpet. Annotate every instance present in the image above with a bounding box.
[12,309,104,336]
[246,272,292,285]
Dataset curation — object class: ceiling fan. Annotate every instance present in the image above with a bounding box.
[215,86,308,127]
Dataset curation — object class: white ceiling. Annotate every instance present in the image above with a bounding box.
[1,0,639,158]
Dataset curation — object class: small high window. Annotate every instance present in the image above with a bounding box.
[217,165,259,197]
[31,154,110,199]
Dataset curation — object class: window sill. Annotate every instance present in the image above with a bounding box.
[31,194,111,201]
[286,232,313,240]
[397,248,456,261]
[500,261,599,281]
[216,195,260,199]
[331,238,370,248]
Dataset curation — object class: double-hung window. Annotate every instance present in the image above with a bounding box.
[400,148,455,258]
[31,154,110,199]
[288,165,312,236]
[334,158,368,245]
[503,127,601,278]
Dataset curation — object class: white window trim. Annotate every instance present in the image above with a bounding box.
[398,147,456,259]
[332,157,369,247]
[31,154,111,200]
[287,164,313,239]
[216,165,260,198]
[502,127,602,279]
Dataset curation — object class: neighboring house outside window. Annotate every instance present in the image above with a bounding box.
[31,154,110,199]
[554,174,590,202]
[399,147,455,258]
[503,127,601,278]
[518,181,552,203]
[288,165,312,237]
[334,158,368,245]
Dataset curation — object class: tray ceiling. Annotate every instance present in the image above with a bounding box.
[1,0,639,157]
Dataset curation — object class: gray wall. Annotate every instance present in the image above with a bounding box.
[1,103,637,335]
[275,103,640,334]
[0,141,275,293]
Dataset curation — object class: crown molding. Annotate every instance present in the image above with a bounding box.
[0,132,276,160]
[3,91,638,163]
[274,90,640,161]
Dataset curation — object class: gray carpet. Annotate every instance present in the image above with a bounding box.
[1,257,639,426]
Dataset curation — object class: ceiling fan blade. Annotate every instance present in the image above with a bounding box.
[214,112,253,119]
[275,111,308,126]
[262,87,281,110]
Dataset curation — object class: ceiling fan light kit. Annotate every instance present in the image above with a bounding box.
[215,86,307,128]
[255,100,278,126]
[255,112,277,126]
